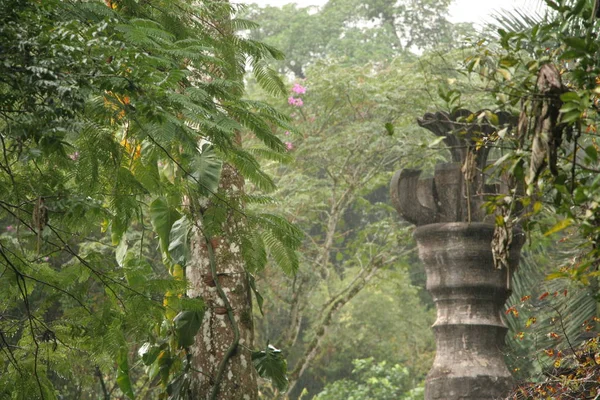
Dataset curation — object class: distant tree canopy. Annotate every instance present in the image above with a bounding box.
[242,0,476,77]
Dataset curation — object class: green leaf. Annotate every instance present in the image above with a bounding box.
[543,218,572,236]
[545,271,568,281]
[384,122,394,136]
[546,0,560,10]
[116,238,128,267]
[428,136,446,148]
[138,342,163,366]
[248,273,264,316]
[117,351,136,399]
[149,197,181,255]
[584,145,598,163]
[191,144,223,196]
[559,49,585,60]
[499,57,518,67]
[563,37,587,51]
[560,110,581,124]
[174,309,205,348]
[252,344,288,391]
[560,91,580,102]
[157,350,173,386]
[169,216,191,265]
[569,0,587,17]
[437,87,449,102]
[497,68,512,81]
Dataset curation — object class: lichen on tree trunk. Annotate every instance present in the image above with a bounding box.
[187,164,258,400]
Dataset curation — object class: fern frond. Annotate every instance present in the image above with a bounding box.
[130,18,177,42]
[242,194,277,205]
[247,147,292,164]
[241,232,268,273]
[237,38,286,61]
[262,230,299,275]
[253,213,304,250]
[224,148,276,192]
[230,17,260,31]
[250,59,287,96]
[203,78,245,99]
[68,1,120,22]
[229,105,285,151]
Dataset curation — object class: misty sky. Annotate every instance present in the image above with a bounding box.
[246,0,543,25]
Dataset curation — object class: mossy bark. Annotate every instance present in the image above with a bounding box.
[187,164,258,400]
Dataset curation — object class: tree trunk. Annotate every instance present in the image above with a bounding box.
[187,164,258,400]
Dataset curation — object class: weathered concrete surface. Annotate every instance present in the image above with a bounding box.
[414,223,523,399]
[391,110,523,399]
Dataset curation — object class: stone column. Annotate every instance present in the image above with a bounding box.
[391,110,524,400]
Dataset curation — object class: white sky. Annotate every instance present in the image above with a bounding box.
[248,0,543,25]
[448,0,541,24]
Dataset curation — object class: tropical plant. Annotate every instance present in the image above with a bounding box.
[0,0,299,398]
[456,0,600,396]
[313,358,425,400]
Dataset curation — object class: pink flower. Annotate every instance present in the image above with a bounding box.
[6,225,13,232]
[288,97,304,107]
[285,142,293,151]
[69,151,80,161]
[284,131,290,136]
[292,83,306,94]
[43,257,50,262]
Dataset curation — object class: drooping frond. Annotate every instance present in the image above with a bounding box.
[247,147,293,164]
[230,17,261,31]
[250,59,287,96]
[224,148,277,192]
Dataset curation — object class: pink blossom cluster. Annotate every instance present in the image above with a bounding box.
[288,83,306,108]
[288,96,303,107]
[292,83,306,94]
[285,83,307,150]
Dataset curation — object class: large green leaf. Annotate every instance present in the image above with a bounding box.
[173,309,205,348]
[150,197,182,255]
[191,143,222,196]
[138,342,164,366]
[168,215,191,265]
[252,344,288,391]
[117,351,136,399]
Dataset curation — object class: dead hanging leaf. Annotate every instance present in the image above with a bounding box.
[492,216,513,270]
[461,149,477,222]
[527,64,565,185]
[517,98,530,145]
[461,149,477,181]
